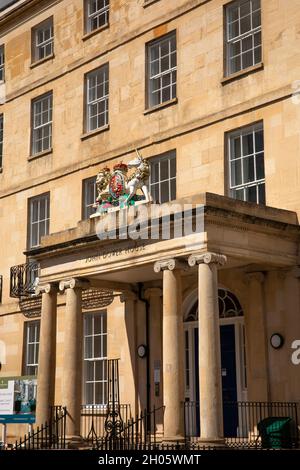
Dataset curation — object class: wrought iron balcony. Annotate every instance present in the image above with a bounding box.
[10,261,40,299]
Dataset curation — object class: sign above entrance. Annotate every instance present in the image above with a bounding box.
[92,150,151,217]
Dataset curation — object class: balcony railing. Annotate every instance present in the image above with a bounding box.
[10,261,40,298]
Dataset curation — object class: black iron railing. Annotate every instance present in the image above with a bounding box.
[14,406,67,450]
[184,401,299,449]
[96,406,165,450]
[10,261,40,298]
[81,404,131,445]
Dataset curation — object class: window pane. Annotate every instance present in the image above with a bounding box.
[170,156,176,178]
[94,336,101,359]
[254,46,261,64]
[170,179,176,201]
[246,185,257,203]
[94,314,103,335]
[243,156,255,183]
[160,159,169,181]
[95,382,104,404]
[85,336,93,359]
[233,188,244,201]
[256,153,265,179]
[252,10,261,29]
[242,133,254,156]
[242,50,253,69]
[85,382,94,404]
[258,183,266,204]
[160,181,169,204]
[240,16,251,35]
[229,20,240,40]
[255,129,263,152]
[86,361,94,381]
[231,160,242,186]
[231,136,241,160]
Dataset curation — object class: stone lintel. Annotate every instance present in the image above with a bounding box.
[245,272,265,283]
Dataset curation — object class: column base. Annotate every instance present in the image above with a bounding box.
[194,437,226,449]
[162,436,186,447]
[66,435,83,449]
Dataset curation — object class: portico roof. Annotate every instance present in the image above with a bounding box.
[27,193,300,286]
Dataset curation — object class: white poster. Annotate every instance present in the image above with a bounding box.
[0,380,14,415]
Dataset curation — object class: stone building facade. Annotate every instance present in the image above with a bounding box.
[0,0,300,445]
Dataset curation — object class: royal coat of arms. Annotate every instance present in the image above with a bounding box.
[92,151,151,216]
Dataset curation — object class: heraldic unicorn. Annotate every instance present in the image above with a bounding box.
[93,150,151,215]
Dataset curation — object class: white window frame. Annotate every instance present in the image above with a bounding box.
[83,311,107,406]
[86,0,109,33]
[228,122,265,204]
[28,193,50,249]
[33,17,54,62]
[149,150,176,204]
[0,114,3,168]
[32,92,53,155]
[147,32,177,108]
[86,64,109,132]
[0,45,5,82]
[226,0,262,76]
[83,176,97,219]
[23,320,40,376]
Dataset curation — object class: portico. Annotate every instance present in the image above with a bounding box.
[28,193,300,444]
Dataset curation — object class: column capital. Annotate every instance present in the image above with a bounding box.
[144,287,162,300]
[120,291,137,303]
[245,272,265,283]
[59,278,90,292]
[188,252,227,267]
[154,259,187,273]
[35,282,58,295]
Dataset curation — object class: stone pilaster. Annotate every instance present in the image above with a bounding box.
[245,272,269,401]
[145,288,163,430]
[120,292,138,415]
[188,252,227,444]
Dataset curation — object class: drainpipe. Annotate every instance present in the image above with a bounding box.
[138,283,150,417]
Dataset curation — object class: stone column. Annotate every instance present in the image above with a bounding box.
[188,252,227,443]
[120,292,138,416]
[245,272,269,401]
[154,259,185,442]
[59,278,88,441]
[144,288,163,412]
[36,283,58,425]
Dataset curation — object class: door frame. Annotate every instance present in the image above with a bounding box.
[184,316,247,403]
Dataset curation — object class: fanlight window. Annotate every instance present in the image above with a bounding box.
[184,288,243,322]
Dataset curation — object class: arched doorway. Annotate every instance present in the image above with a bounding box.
[184,288,247,437]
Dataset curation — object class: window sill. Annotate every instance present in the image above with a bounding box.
[82,23,109,41]
[144,97,178,115]
[30,53,55,69]
[221,63,264,85]
[28,149,53,161]
[81,124,110,140]
[143,0,161,7]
